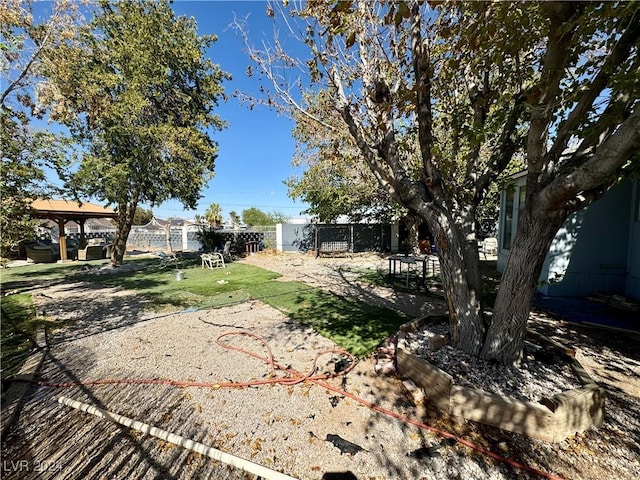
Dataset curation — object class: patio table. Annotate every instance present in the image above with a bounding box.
[388,255,423,287]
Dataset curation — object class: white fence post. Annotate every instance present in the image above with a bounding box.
[182,225,188,251]
[276,223,283,251]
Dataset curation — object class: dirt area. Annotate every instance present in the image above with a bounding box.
[2,252,639,480]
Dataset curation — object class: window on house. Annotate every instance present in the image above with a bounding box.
[502,187,515,250]
[519,185,527,218]
[500,185,526,251]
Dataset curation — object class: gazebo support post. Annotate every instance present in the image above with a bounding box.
[57,218,68,261]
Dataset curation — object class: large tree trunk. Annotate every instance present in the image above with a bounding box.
[403,214,422,255]
[112,200,136,266]
[422,209,486,355]
[481,204,566,364]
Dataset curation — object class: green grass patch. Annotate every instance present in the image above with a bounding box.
[1,262,83,295]
[253,280,410,357]
[349,265,442,294]
[85,262,282,310]
[89,263,410,355]
[0,293,61,380]
[0,257,153,295]
[1,259,412,360]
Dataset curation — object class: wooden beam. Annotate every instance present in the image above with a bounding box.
[57,218,68,261]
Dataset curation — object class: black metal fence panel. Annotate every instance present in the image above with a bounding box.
[279,223,391,253]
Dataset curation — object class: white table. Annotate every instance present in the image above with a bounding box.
[388,255,430,287]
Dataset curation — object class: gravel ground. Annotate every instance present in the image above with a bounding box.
[404,325,583,403]
[3,252,639,480]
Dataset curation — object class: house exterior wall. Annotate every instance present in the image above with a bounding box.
[626,180,640,299]
[498,178,637,300]
[540,181,632,297]
[497,171,527,272]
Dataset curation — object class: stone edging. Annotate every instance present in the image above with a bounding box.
[396,315,605,443]
[1,329,49,440]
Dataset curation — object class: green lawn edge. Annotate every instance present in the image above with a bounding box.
[1,259,411,370]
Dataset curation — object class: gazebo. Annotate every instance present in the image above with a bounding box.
[31,199,118,261]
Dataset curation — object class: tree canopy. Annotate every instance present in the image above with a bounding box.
[1,0,84,255]
[286,92,402,223]
[244,0,640,364]
[228,210,241,227]
[40,0,230,264]
[242,207,289,226]
[132,206,153,225]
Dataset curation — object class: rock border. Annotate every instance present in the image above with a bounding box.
[396,315,605,443]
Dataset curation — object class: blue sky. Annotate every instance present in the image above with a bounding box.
[153,0,310,222]
[30,1,310,222]
[154,0,310,221]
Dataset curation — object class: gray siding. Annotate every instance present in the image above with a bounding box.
[625,180,640,299]
[499,179,638,300]
[542,181,632,297]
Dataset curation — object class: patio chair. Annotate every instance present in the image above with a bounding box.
[480,237,498,259]
[78,244,105,261]
[222,241,235,262]
[156,251,181,269]
[201,252,225,269]
[25,244,55,263]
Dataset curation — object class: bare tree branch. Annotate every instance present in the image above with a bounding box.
[548,9,640,163]
[231,12,337,132]
[526,2,585,177]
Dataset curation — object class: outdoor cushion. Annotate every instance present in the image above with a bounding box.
[78,244,105,261]
[25,244,55,263]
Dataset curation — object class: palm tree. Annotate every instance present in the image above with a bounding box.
[204,203,223,228]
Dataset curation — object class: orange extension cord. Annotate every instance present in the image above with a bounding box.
[38,331,565,480]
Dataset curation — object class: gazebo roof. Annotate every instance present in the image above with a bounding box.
[31,199,117,221]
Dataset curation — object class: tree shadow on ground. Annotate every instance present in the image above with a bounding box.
[2,347,246,479]
[32,281,159,345]
[4,254,639,479]
[311,259,640,479]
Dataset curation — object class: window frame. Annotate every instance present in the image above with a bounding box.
[500,182,526,252]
